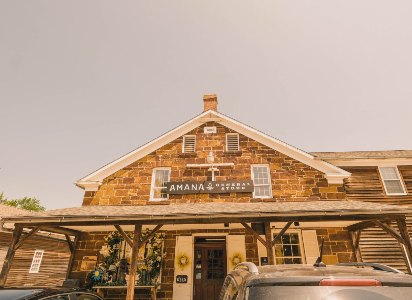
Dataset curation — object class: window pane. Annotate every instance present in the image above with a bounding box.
[274,233,302,265]
[380,167,399,180]
[152,169,170,199]
[254,186,270,197]
[384,180,405,194]
[252,166,270,185]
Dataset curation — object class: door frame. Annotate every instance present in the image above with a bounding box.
[192,234,228,300]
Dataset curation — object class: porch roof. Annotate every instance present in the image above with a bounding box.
[1,200,409,229]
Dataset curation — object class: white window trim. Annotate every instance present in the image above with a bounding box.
[29,249,44,273]
[149,167,171,201]
[182,135,196,153]
[272,229,306,265]
[251,164,273,199]
[225,133,240,152]
[378,166,407,196]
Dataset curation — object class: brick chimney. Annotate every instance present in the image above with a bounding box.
[203,94,218,112]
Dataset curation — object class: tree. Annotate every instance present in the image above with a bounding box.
[0,193,45,212]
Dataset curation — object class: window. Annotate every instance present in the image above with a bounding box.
[379,167,406,195]
[182,135,196,153]
[226,133,240,152]
[29,250,44,273]
[274,233,303,264]
[251,165,272,198]
[150,168,171,200]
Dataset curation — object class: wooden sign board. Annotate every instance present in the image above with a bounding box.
[176,275,188,283]
[166,180,254,194]
[80,256,97,271]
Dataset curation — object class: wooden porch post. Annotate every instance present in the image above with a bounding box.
[0,225,23,287]
[397,218,412,274]
[65,234,79,279]
[349,230,363,262]
[264,222,275,265]
[126,224,142,300]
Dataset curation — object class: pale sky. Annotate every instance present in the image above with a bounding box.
[1,1,412,209]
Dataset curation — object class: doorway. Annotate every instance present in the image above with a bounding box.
[193,237,227,300]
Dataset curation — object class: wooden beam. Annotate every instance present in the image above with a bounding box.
[397,218,412,274]
[264,222,275,265]
[373,220,405,244]
[114,225,133,247]
[0,225,23,287]
[272,222,293,247]
[66,235,79,279]
[347,219,394,232]
[240,222,266,246]
[139,224,163,247]
[40,226,82,236]
[126,224,142,300]
[14,226,41,250]
[13,213,408,227]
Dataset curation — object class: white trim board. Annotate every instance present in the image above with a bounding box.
[76,110,350,191]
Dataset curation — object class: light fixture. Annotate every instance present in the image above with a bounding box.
[207,151,215,164]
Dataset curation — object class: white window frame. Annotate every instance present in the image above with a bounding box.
[29,249,44,273]
[182,135,196,153]
[378,166,407,196]
[272,229,306,265]
[150,167,171,201]
[251,164,273,198]
[225,133,240,152]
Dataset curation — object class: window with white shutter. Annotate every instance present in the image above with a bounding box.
[29,250,44,273]
[379,167,406,195]
[251,165,272,198]
[226,133,240,152]
[150,168,171,201]
[182,135,196,153]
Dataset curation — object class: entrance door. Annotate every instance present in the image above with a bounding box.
[194,237,227,300]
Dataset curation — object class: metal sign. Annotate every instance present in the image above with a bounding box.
[165,180,254,194]
[176,275,188,283]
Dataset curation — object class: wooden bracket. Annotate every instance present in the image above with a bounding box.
[373,220,405,244]
[139,224,163,248]
[240,222,266,246]
[14,226,41,250]
[272,222,293,247]
[114,225,133,247]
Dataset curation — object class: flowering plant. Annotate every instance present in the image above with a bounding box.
[138,229,166,285]
[89,228,165,287]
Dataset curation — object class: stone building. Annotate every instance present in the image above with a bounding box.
[2,95,412,300]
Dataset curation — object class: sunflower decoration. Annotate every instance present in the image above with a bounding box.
[92,270,103,281]
[230,253,244,267]
[176,253,190,270]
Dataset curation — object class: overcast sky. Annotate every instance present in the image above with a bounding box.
[1,1,412,210]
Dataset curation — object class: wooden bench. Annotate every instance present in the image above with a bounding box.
[93,285,157,299]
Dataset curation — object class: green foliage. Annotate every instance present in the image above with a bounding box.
[0,192,45,212]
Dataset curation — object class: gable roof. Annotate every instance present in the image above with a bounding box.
[76,110,350,191]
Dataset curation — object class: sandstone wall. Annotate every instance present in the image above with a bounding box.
[83,122,345,206]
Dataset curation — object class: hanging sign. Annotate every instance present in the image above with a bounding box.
[166,180,254,194]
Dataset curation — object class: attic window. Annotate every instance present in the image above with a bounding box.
[226,133,240,152]
[182,135,196,153]
[378,167,406,195]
